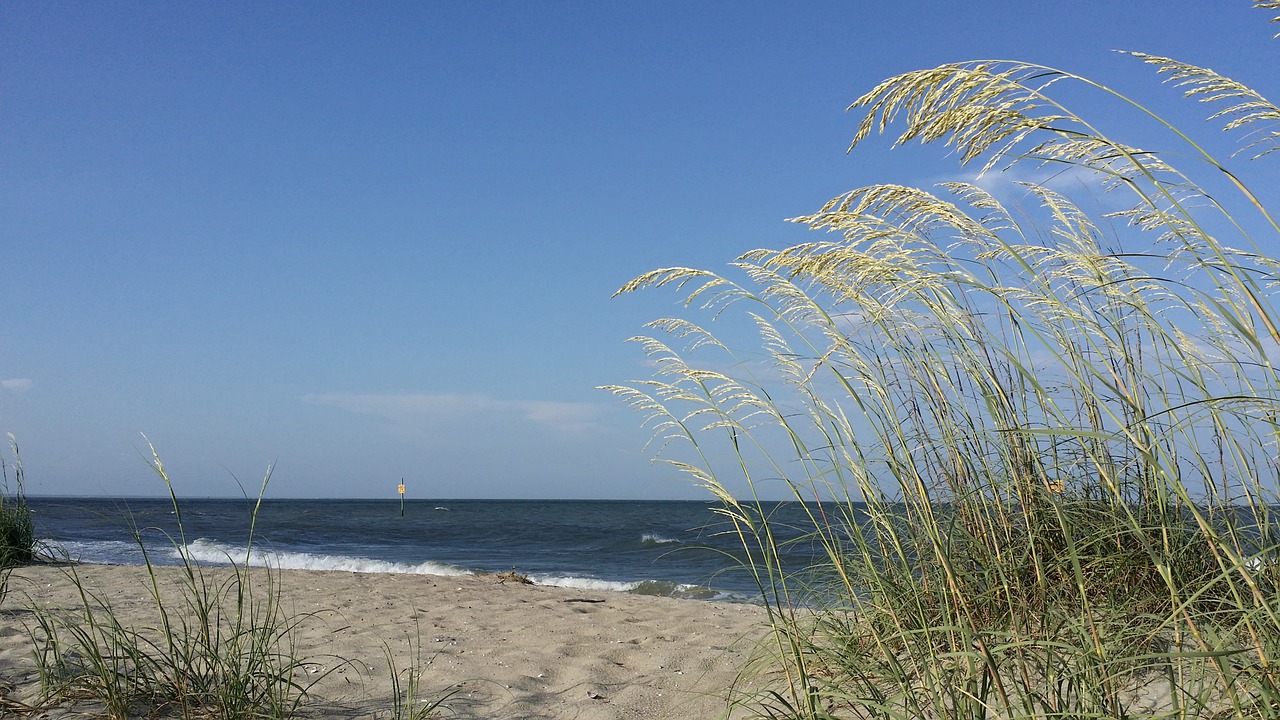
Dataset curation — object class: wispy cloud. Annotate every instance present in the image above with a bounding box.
[301,392,601,438]
[948,163,1129,214]
[1,378,33,393]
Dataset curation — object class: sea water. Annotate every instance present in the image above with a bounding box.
[24,498,827,602]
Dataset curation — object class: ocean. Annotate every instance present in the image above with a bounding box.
[24,497,826,602]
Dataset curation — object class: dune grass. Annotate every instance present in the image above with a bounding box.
[0,437,35,605]
[607,4,1280,718]
[382,623,458,720]
[17,442,452,720]
[25,444,316,719]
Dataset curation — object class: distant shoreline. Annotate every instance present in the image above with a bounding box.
[21,495,743,502]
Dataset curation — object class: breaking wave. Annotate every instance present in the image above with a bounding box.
[640,533,680,548]
[177,538,473,576]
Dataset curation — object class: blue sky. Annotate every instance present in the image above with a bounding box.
[2,2,1276,499]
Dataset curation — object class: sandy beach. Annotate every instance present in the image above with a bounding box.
[0,564,771,719]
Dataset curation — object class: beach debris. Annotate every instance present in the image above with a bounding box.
[586,690,606,701]
[0,695,40,714]
[495,568,533,585]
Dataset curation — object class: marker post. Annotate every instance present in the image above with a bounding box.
[398,480,406,517]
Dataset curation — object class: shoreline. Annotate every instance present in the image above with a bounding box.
[1,563,772,719]
[22,497,782,603]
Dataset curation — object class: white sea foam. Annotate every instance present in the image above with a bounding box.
[640,533,681,547]
[40,538,147,565]
[178,538,473,577]
[44,538,749,603]
[532,575,642,592]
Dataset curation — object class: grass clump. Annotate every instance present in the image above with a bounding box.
[18,443,457,719]
[26,443,314,719]
[1,436,35,604]
[607,4,1280,718]
[382,624,458,720]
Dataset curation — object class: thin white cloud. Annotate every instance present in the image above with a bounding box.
[1,378,33,393]
[947,163,1129,215]
[301,392,601,437]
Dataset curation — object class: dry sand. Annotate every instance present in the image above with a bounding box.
[0,564,772,719]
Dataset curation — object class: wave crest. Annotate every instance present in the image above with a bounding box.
[640,533,680,548]
[179,538,473,577]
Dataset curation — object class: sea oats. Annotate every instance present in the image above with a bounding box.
[609,10,1280,718]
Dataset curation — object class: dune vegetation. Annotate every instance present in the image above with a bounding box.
[22,448,315,719]
[607,2,1280,718]
[1,437,35,604]
[2,444,444,720]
